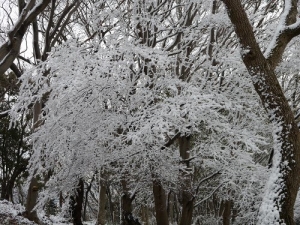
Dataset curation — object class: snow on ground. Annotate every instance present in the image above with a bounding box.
[0,200,36,225]
[0,200,95,225]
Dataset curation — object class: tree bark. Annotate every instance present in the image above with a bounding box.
[221,0,300,224]
[152,177,169,225]
[178,136,194,225]
[25,101,42,223]
[23,0,80,220]
[25,177,40,224]
[221,200,232,225]
[70,179,84,225]
[0,0,51,75]
[121,178,140,225]
[167,191,175,224]
[141,205,149,225]
[97,172,107,225]
[83,174,95,221]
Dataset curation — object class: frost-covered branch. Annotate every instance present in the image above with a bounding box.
[264,0,300,69]
[221,0,300,224]
[194,182,225,207]
[0,0,51,75]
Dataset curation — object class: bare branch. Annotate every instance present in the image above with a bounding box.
[0,111,9,119]
[10,63,22,77]
[0,0,51,75]
[194,170,221,195]
[264,0,299,69]
[17,55,34,65]
[194,182,225,207]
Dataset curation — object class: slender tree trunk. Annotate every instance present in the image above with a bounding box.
[221,0,300,224]
[59,191,63,208]
[1,179,8,200]
[167,191,175,224]
[25,101,42,224]
[5,178,16,202]
[121,179,132,225]
[180,193,194,225]
[25,177,40,224]
[141,205,149,225]
[18,182,25,205]
[1,157,26,202]
[121,178,140,225]
[179,136,194,225]
[70,179,84,225]
[107,184,115,223]
[97,171,107,225]
[83,174,95,221]
[152,177,169,225]
[221,200,231,225]
[121,192,133,225]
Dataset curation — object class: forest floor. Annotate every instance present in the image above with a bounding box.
[0,200,94,225]
[0,200,36,225]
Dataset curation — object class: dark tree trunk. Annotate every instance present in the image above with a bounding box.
[25,177,40,224]
[179,136,194,225]
[83,174,95,221]
[3,178,15,202]
[121,179,141,225]
[0,155,26,202]
[221,0,300,224]
[152,178,169,225]
[97,176,107,225]
[180,194,194,225]
[167,191,175,224]
[70,179,84,225]
[221,200,232,225]
[25,101,42,223]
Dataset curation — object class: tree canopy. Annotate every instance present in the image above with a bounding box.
[1,0,300,224]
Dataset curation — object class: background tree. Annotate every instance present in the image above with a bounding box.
[5,0,300,224]
[221,0,300,224]
[1,0,83,224]
[0,71,30,203]
[12,1,271,224]
[0,0,51,75]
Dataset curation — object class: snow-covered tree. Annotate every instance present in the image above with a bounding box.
[10,1,273,224]
[5,0,300,224]
[221,0,300,224]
